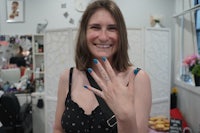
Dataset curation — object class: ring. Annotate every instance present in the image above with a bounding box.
[103,75,110,81]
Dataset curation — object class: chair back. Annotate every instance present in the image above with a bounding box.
[0,93,20,127]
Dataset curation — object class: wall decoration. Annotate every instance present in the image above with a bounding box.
[150,15,164,28]
[63,12,69,18]
[36,19,48,34]
[69,18,74,24]
[6,0,24,23]
[75,0,91,12]
[61,3,67,8]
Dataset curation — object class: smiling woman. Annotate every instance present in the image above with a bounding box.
[86,8,118,61]
[53,0,152,133]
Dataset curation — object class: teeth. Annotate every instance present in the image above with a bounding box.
[96,44,111,48]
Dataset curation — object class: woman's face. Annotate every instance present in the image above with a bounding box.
[86,8,118,60]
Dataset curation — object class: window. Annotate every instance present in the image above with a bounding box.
[195,0,200,53]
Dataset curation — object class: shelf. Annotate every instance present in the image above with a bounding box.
[35,53,44,55]
[34,34,44,37]
[34,71,44,74]
[175,78,200,96]
[32,34,45,90]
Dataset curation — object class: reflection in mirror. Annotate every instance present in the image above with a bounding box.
[0,35,33,92]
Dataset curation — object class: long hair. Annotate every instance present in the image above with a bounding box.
[75,0,132,71]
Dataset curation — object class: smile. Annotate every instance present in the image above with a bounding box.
[95,44,112,48]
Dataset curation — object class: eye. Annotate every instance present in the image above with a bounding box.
[107,25,117,31]
[89,24,101,30]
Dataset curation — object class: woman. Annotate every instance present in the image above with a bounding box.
[10,46,26,67]
[53,0,152,133]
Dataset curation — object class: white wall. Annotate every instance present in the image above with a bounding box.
[0,0,175,34]
[176,83,200,132]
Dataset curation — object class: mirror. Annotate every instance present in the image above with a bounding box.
[0,35,33,88]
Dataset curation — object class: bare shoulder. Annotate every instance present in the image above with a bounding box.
[58,68,85,90]
[59,69,70,85]
[127,66,151,89]
[129,67,150,80]
[57,68,73,96]
[136,69,150,79]
[133,68,151,94]
[126,66,149,77]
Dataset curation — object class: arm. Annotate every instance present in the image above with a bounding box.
[134,70,151,132]
[53,69,69,133]
[117,70,152,133]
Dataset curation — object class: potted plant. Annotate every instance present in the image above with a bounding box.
[183,54,200,86]
[150,15,162,28]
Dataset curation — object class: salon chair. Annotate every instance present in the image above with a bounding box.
[0,93,32,133]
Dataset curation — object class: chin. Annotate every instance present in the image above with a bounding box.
[94,54,112,60]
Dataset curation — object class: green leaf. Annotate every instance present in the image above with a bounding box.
[192,64,200,77]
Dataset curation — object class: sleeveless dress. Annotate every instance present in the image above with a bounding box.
[61,67,141,133]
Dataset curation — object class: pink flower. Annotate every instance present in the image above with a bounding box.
[183,54,199,67]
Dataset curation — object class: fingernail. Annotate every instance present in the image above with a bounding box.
[84,85,88,89]
[87,68,93,73]
[102,57,106,62]
[93,59,98,64]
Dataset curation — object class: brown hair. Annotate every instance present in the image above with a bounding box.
[75,0,132,72]
[12,1,19,6]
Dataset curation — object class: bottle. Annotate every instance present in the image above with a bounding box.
[38,80,44,92]
[40,61,44,72]
[35,79,39,91]
[35,41,38,53]
[170,87,177,109]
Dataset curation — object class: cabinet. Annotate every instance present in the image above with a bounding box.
[144,28,171,117]
[31,92,45,133]
[44,28,76,133]
[32,34,45,92]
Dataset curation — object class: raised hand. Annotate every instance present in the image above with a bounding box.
[85,57,136,121]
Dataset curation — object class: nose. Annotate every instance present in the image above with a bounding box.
[99,30,108,42]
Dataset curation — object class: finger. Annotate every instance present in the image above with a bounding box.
[101,57,116,80]
[84,85,104,99]
[87,68,107,91]
[93,59,111,82]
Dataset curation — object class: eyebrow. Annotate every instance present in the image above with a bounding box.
[88,23,117,27]
[88,24,100,27]
[107,24,117,28]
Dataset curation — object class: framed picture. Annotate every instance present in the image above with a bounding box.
[6,0,24,23]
